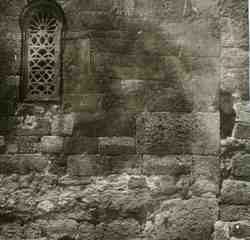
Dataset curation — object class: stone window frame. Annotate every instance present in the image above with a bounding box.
[19,0,66,103]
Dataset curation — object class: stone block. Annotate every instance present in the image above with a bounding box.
[232,153,250,179]
[15,117,50,136]
[43,219,78,239]
[64,136,98,154]
[11,136,41,153]
[101,154,142,175]
[63,38,99,94]
[220,205,250,221]
[221,17,248,47]
[136,112,219,155]
[192,155,220,183]
[73,110,136,137]
[0,154,48,174]
[221,67,248,100]
[147,198,218,240]
[191,57,220,112]
[221,47,248,68]
[142,155,192,176]
[181,18,220,57]
[51,114,75,136]
[221,180,250,204]
[41,136,64,153]
[63,94,104,113]
[67,154,100,176]
[98,137,135,155]
[213,221,230,240]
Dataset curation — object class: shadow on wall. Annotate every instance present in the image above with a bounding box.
[219,90,236,139]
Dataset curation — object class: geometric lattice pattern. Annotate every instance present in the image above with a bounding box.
[27,10,61,99]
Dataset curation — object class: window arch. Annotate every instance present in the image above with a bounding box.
[20,0,66,102]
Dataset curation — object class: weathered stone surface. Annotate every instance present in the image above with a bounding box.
[67,154,100,176]
[213,221,230,240]
[64,136,98,154]
[0,154,48,174]
[73,110,136,137]
[96,219,141,240]
[63,38,93,94]
[136,112,219,155]
[43,219,78,239]
[15,116,50,136]
[99,137,135,155]
[63,94,105,113]
[191,155,220,197]
[220,205,250,221]
[192,57,219,112]
[51,114,75,136]
[41,136,64,153]
[232,153,250,179]
[221,180,250,204]
[145,198,218,240]
[101,154,142,175]
[7,136,41,153]
[142,154,192,176]
[221,47,248,68]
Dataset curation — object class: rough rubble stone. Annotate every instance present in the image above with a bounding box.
[220,205,250,222]
[221,180,250,204]
[145,197,218,240]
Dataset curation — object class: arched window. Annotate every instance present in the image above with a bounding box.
[20,0,66,102]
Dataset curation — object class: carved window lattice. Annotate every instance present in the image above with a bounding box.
[20,0,66,102]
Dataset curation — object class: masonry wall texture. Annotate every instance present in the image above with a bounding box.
[0,0,248,239]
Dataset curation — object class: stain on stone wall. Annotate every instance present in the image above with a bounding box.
[0,0,247,239]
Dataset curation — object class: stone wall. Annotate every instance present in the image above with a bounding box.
[0,0,247,239]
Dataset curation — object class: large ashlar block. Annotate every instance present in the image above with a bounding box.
[136,112,220,155]
[147,198,218,240]
[0,154,48,174]
[142,154,192,176]
[51,114,75,136]
[191,57,220,112]
[98,137,135,155]
[67,154,100,177]
[41,136,64,153]
[64,136,98,154]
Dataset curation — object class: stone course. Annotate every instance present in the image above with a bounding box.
[0,0,247,239]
